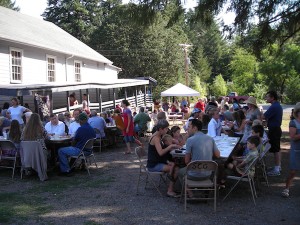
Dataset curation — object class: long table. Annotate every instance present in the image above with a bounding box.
[171,136,240,159]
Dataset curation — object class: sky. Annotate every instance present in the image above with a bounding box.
[15,0,234,24]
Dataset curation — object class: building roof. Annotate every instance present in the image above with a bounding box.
[0,6,112,65]
[0,79,149,96]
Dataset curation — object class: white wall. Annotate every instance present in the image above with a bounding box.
[0,40,119,85]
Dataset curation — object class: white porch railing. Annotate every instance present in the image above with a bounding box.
[53,94,153,114]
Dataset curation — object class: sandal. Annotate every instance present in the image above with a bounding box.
[167,191,180,198]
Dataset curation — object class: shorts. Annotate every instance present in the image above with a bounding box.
[123,135,134,143]
[289,148,300,170]
[147,163,165,172]
[267,127,282,153]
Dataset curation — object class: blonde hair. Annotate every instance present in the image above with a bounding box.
[162,134,173,143]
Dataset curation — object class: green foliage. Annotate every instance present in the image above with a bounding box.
[0,0,19,10]
[283,75,300,104]
[210,74,227,97]
[259,44,300,98]
[90,3,188,97]
[230,48,258,95]
[249,83,268,103]
[43,0,105,43]
[192,75,208,97]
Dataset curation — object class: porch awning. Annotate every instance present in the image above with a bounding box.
[0,79,149,96]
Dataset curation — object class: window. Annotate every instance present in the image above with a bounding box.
[74,61,81,82]
[10,48,22,82]
[47,56,56,82]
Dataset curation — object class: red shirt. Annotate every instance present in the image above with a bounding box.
[194,102,205,111]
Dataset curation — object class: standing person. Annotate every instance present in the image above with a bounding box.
[281,104,300,197]
[121,100,134,154]
[69,93,78,106]
[264,91,283,176]
[7,97,31,128]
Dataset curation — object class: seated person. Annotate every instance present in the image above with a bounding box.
[5,119,21,156]
[207,108,222,137]
[58,113,96,175]
[88,110,106,139]
[147,119,180,197]
[226,136,260,177]
[170,126,185,146]
[45,113,65,137]
[68,109,81,137]
[134,107,151,133]
[161,134,176,179]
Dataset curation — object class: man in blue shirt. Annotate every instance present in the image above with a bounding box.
[264,91,283,176]
[58,113,96,175]
[88,110,106,138]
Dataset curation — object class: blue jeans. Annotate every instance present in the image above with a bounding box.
[58,146,81,172]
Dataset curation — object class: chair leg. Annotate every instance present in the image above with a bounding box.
[12,158,17,179]
[136,168,142,195]
[249,178,256,205]
[223,178,242,202]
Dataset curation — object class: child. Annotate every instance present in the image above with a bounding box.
[227,136,260,176]
[162,134,176,181]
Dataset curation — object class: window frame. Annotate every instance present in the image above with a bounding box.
[9,47,23,83]
[74,60,82,82]
[46,55,56,82]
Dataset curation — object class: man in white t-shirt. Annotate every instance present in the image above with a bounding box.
[45,114,65,136]
[68,109,81,137]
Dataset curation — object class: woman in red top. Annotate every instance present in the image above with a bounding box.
[121,100,135,154]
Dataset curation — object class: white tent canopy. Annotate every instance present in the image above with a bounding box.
[161,83,200,97]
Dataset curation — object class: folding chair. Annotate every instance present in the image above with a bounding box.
[181,160,218,212]
[256,142,271,187]
[135,146,166,197]
[20,141,48,181]
[223,156,259,205]
[93,128,108,152]
[0,140,19,179]
[70,138,98,176]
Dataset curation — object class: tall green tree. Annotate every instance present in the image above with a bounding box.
[229,48,258,95]
[259,44,300,99]
[0,0,19,10]
[134,0,300,53]
[210,74,227,97]
[43,0,104,43]
[90,3,188,97]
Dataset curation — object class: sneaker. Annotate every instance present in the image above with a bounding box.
[281,189,289,198]
[267,166,282,172]
[267,169,281,176]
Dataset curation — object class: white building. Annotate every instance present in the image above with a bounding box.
[0,6,151,113]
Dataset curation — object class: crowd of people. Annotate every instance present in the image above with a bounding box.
[0,90,299,199]
[146,91,299,199]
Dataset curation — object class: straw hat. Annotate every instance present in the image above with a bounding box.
[244,97,257,107]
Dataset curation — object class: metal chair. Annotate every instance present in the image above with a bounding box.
[223,156,259,205]
[181,160,218,212]
[256,142,271,187]
[93,128,108,152]
[70,138,98,176]
[135,146,166,197]
[0,140,19,179]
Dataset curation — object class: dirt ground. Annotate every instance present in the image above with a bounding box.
[0,135,299,225]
